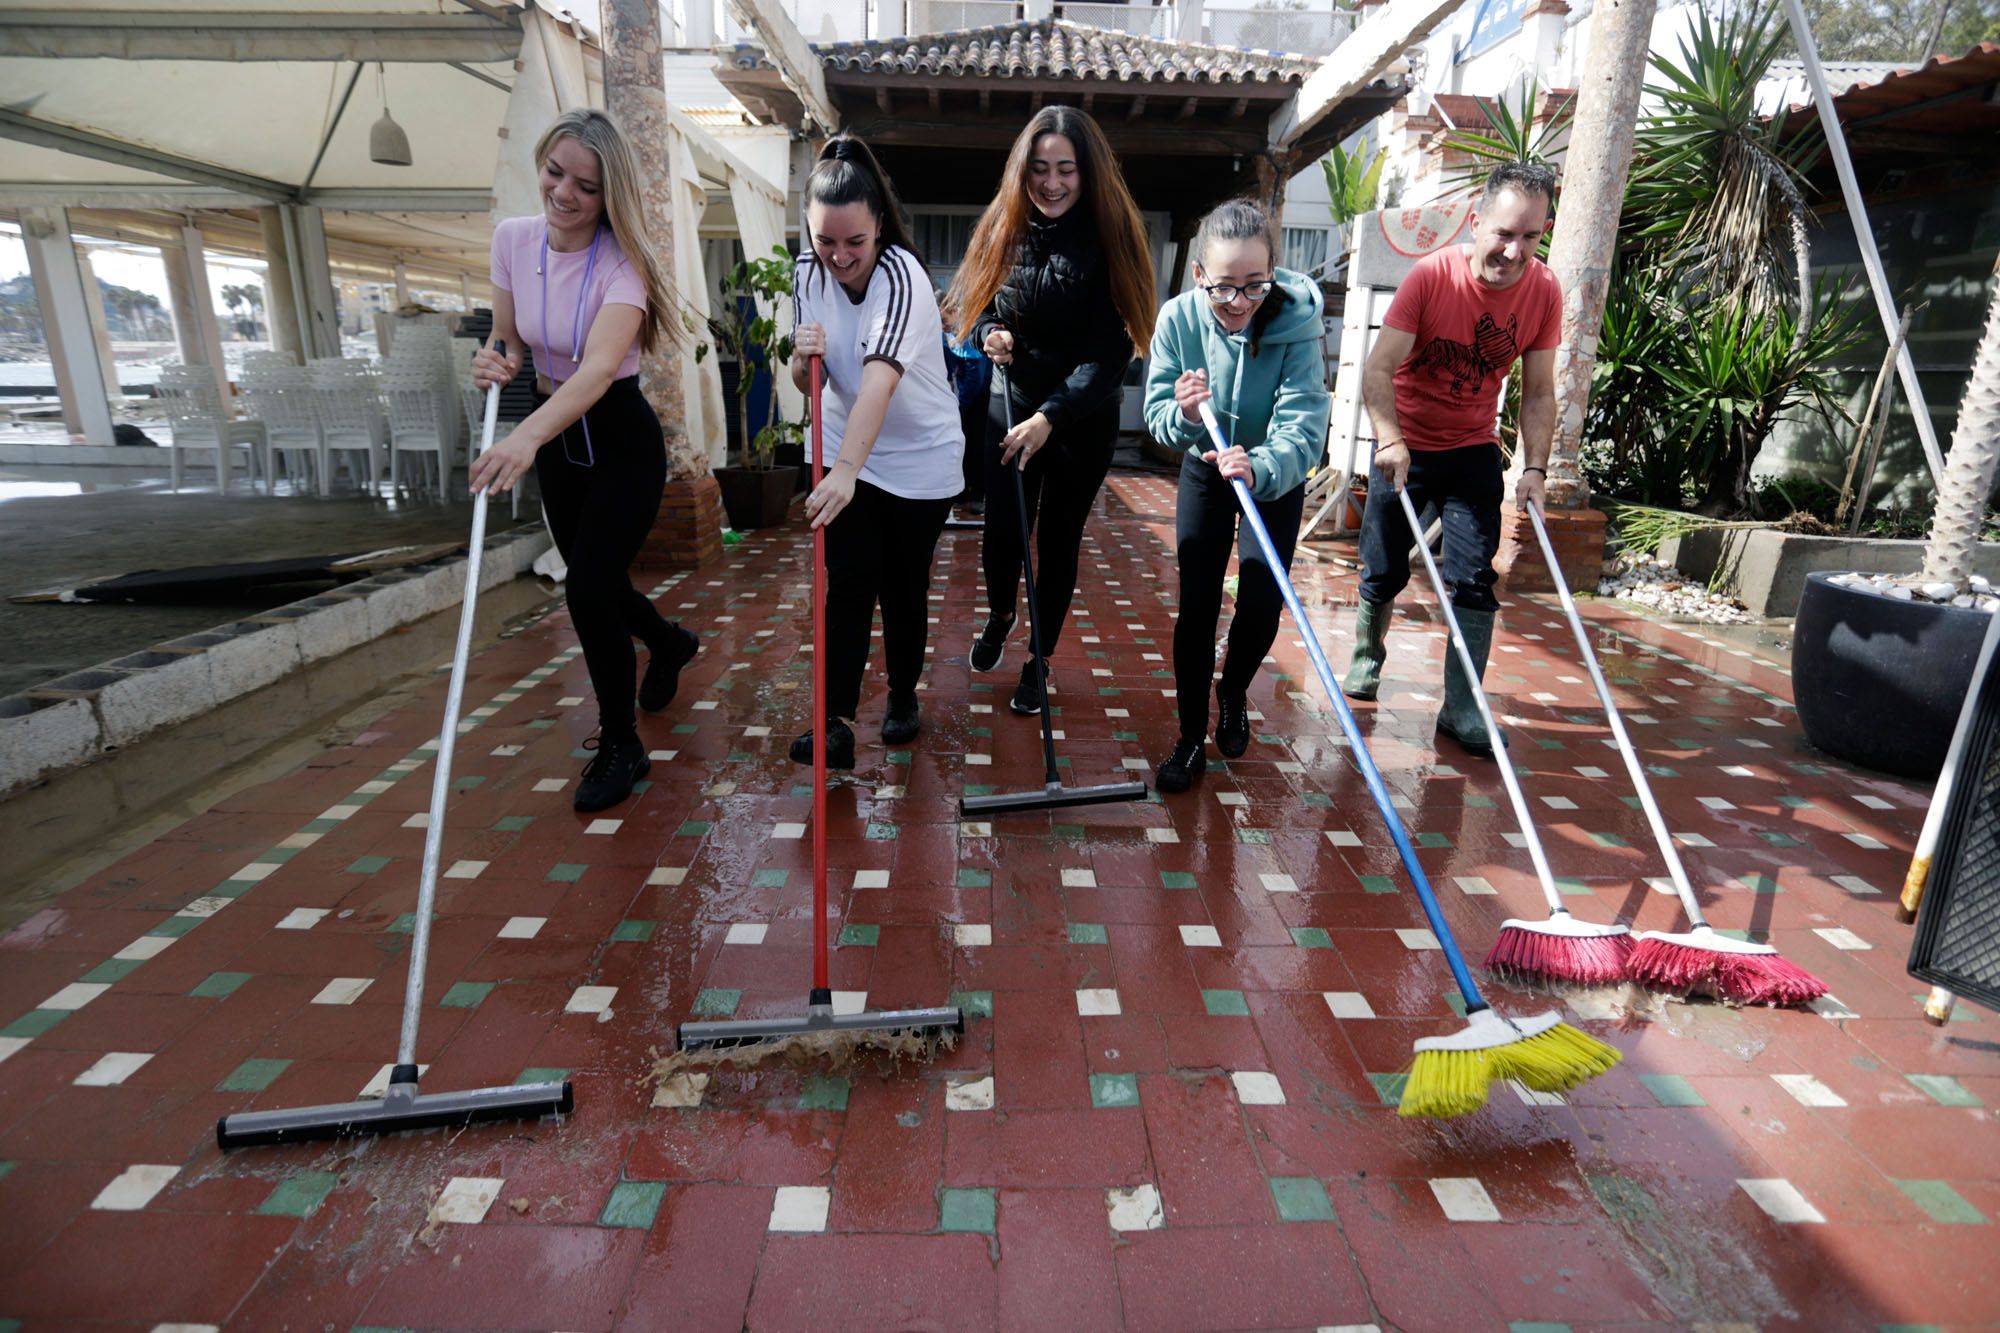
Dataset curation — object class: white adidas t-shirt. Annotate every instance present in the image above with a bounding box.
[792,245,964,500]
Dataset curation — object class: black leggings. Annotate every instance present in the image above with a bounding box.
[533,377,674,741]
[1172,454,1305,741]
[980,391,1118,655]
[824,478,952,719]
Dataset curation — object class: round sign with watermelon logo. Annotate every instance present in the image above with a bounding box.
[1378,198,1472,258]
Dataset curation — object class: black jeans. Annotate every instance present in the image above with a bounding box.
[1172,455,1305,741]
[533,377,674,741]
[1357,442,1503,613]
[823,478,952,719]
[980,391,1119,655]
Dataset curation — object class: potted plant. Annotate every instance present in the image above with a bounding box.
[709,245,803,529]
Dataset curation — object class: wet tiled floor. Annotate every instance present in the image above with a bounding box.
[0,473,1992,1331]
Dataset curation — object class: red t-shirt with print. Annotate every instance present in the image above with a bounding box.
[1381,246,1563,451]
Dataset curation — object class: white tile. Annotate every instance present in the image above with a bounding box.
[1324,992,1375,1019]
[276,832,321,850]
[0,1037,31,1066]
[1260,873,1299,894]
[1699,797,1736,810]
[1574,766,1610,778]
[831,991,869,1015]
[772,822,806,840]
[311,977,373,1005]
[853,869,890,889]
[75,1052,153,1087]
[585,818,622,834]
[1106,1182,1164,1232]
[1076,988,1122,1016]
[230,861,281,883]
[276,908,329,930]
[41,983,110,1011]
[359,1062,429,1098]
[1772,1074,1847,1108]
[445,859,488,879]
[1540,795,1578,811]
[1675,832,1715,848]
[1215,791,1248,807]
[648,867,688,886]
[557,695,585,706]
[498,916,546,940]
[319,803,361,821]
[691,700,719,711]
[957,820,990,836]
[565,986,618,1015]
[744,726,772,738]
[946,1074,995,1111]
[769,1185,830,1232]
[1453,876,1496,896]
[1145,828,1180,844]
[176,896,232,919]
[1231,1071,1286,1105]
[1325,830,1362,847]
[401,812,431,829]
[1395,928,1442,951]
[1832,875,1879,896]
[964,753,993,766]
[1813,927,1871,951]
[1737,1178,1824,1224]
[1854,794,1893,810]
[1810,994,1860,1021]
[151,1324,222,1333]
[1844,833,1888,850]
[533,778,568,793]
[1507,1080,1566,1107]
[430,1176,504,1224]
[355,780,394,795]
[1179,924,1222,947]
[953,924,992,947]
[648,749,679,762]
[725,923,768,945]
[704,782,738,797]
[1061,868,1098,887]
[490,744,524,757]
[1428,1177,1501,1222]
[91,1164,179,1211]
[113,934,176,961]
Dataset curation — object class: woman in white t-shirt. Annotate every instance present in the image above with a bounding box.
[788,135,965,770]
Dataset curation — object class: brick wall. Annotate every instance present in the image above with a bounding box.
[1494,502,1607,595]
[639,475,724,571]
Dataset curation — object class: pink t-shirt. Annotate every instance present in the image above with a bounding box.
[490,214,646,383]
[1382,246,1562,451]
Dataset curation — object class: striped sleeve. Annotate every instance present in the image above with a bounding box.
[791,256,818,328]
[860,247,917,371]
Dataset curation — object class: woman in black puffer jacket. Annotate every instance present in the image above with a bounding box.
[947,106,1157,716]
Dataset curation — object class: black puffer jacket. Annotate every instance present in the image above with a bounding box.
[970,208,1135,428]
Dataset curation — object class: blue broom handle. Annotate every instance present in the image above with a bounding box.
[1195,401,1484,1007]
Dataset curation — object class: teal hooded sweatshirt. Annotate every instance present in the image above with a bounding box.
[1142,267,1330,501]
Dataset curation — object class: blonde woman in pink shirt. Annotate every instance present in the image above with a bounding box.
[470,109,695,812]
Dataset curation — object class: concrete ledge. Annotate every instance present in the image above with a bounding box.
[0,442,167,467]
[1661,528,2000,619]
[0,525,551,796]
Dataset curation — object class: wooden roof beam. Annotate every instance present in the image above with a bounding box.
[726,0,840,136]
[1269,0,1455,151]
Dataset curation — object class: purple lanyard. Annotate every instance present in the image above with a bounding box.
[540,222,603,467]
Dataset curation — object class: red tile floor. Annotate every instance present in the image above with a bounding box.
[1,472,1993,1332]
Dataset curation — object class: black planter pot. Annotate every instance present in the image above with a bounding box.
[1793,571,1989,780]
[714,465,801,530]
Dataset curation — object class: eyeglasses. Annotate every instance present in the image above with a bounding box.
[1198,280,1274,304]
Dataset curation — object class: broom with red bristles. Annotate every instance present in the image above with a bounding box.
[1391,488,1633,985]
[1524,500,1826,1006]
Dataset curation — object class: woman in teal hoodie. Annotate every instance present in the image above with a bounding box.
[1143,199,1330,792]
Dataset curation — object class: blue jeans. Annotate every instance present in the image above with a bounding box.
[1357,442,1502,613]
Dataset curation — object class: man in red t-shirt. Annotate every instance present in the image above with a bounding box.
[1342,162,1562,758]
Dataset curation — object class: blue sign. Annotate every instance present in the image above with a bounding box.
[1459,0,1531,62]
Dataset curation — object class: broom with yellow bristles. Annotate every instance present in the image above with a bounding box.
[1196,395,1620,1116]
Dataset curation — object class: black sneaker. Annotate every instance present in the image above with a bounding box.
[1215,692,1249,759]
[881,691,920,744]
[788,717,856,770]
[969,614,1014,672]
[638,624,700,712]
[574,733,650,812]
[1009,658,1048,716]
[1155,737,1207,793]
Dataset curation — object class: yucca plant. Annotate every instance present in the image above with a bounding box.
[1440,78,1573,200]
[1320,138,1386,276]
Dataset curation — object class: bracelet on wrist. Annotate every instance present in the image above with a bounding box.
[1523,466,1547,477]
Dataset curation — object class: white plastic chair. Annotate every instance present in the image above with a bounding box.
[158,364,267,493]
[460,380,522,519]
[308,358,388,495]
[383,367,454,499]
[239,366,327,495]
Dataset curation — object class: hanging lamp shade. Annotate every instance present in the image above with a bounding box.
[369,109,412,167]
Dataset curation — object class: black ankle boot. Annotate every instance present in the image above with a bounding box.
[1215,691,1249,759]
[881,691,920,744]
[639,624,700,712]
[574,733,650,812]
[789,717,856,770]
[1155,737,1207,793]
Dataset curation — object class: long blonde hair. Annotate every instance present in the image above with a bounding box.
[532,108,678,355]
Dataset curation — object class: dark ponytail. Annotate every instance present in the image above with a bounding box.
[805,135,923,290]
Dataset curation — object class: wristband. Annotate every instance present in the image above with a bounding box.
[1523,466,1547,476]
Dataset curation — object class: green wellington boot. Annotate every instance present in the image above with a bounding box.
[1342,599,1392,700]
[1436,605,1502,759]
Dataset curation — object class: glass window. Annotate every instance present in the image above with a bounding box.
[1281,226,1330,278]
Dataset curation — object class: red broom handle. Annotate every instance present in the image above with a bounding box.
[810,355,828,995]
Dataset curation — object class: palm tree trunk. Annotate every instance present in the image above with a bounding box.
[1919,258,2000,589]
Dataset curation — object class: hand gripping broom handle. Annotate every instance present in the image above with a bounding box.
[1195,401,1485,1007]
[1523,499,1706,926]
[1393,488,1565,916]
[397,372,502,1069]
[811,355,830,996]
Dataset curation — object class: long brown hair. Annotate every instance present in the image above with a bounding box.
[946,106,1155,351]
[532,108,679,356]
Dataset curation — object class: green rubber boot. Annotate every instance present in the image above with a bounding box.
[1342,599,1391,700]
[1436,605,1500,759]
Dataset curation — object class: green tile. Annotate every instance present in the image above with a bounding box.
[1906,1074,1981,1107]
[146,914,203,938]
[387,913,416,934]
[1585,1174,1662,1224]
[1646,765,1678,779]
[515,1067,570,1086]
[1160,871,1197,890]
[1300,792,1333,808]
[692,988,740,1017]
[547,862,588,883]
[0,1010,66,1039]
[1637,1073,1706,1108]
[1111,730,1140,743]
[1879,1325,1947,1332]
[863,822,897,840]
[1367,1072,1407,1106]
[1052,821,1083,839]
[611,919,655,942]
[886,751,912,765]
[957,869,992,889]
[838,923,880,946]
[1067,923,1108,945]
[671,723,699,734]
[599,1180,668,1229]
[1290,927,1333,949]
[439,981,494,1009]
[1755,831,1803,848]
[218,1057,292,1092]
[1509,1324,1573,1332]
[1555,877,1593,898]
[1202,989,1250,1016]
[453,775,486,790]
[799,1075,850,1111]
[1444,991,1469,1018]
[0,1162,12,1184]
[493,815,534,832]
[950,990,993,1019]
[752,868,788,888]
[674,821,711,837]
[80,958,144,984]
[1464,793,1497,809]
[191,971,252,998]
[300,817,342,834]
[1269,1176,1337,1223]
[1414,831,1451,848]
[1587,832,1628,848]
[1777,795,1814,809]
[1359,875,1397,895]
[1740,873,1781,894]
[1089,1073,1140,1108]
[258,1170,339,1218]
[939,1186,996,1234]
[1235,829,1271,845]
[1894,1179,1986,1224]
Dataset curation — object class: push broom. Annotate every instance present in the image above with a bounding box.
[674,355,962,1058]
[1196,396,1618,1117]
[960,364,1147,816]
[1523,499,1826,1006]
[1391,488,1633,985]
[219,354,573,1148]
